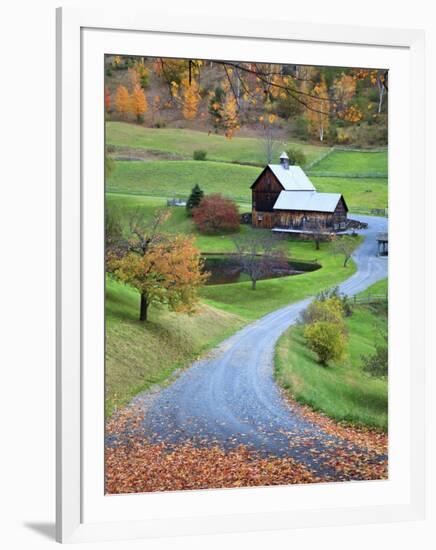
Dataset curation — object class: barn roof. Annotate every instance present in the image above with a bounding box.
[273,191,344,213]
[267,164,316,191]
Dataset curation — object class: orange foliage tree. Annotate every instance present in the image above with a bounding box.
[114,85,131,116]
[130,83,148,123]
[193,194,240,234]
[110,230,208,321]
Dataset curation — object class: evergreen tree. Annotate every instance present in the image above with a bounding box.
[186,184,204,216]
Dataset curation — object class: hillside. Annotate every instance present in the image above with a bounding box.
[105,55,388,148]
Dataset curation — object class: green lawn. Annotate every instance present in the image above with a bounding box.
[106,121,326,165]
[275,302,388,430]
[309,149,388,176]
[312,176,388,212]
[356,278,388,298]
[108,161,388,213]
[200,239,360,320]
[107,160,259,204]
[106,277,244,416]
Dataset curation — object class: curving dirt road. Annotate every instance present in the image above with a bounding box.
[117,216,388,478]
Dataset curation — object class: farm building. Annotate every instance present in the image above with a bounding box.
[251,152,348,232]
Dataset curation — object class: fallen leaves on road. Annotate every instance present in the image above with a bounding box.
[105,401,387,495]
[105,441,320,494]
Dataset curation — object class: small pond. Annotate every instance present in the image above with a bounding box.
[202,255,321,285]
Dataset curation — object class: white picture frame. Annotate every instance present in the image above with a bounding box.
[56,6,426,543]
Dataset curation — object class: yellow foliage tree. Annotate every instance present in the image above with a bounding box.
[181,78,201,120]
[222,94,240,139]
[304,77,330,142]
[130,84,148,123]
[114,85,131,117]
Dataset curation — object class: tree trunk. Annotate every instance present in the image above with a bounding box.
[315,238,320,250]
[251,278,257,290]
[378,80,385,113]
[139,293,149,321]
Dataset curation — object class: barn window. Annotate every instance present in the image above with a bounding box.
[258,213,263,221]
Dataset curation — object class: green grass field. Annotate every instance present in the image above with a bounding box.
[106,277,244,416]
[108,161,388,213]
[312,176,388,212]
[106,121,326,165]
[309,149,388,176]
[275,299,388,430]
[356,278,388,297]
[107,160,259,204]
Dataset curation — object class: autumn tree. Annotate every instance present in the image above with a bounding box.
[111,236,207,321]
[233,233,288,290]
[222,94,240,139]
[181,77,201,120]
[304,321,346,365]
[259,113,278,163]
[302,295,347,365]
[114,85,131,116]
[108,209,208,321]
[130,83,148,123]
[331,235,357,267]
[300,295,345,326]
[193,194,240,234]
[304,76,330,142]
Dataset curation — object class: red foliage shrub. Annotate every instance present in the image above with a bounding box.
[192,193,240,234]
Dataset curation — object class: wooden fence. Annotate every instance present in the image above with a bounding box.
[353,293,388,304]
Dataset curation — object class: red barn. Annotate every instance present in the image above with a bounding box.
[251,152,348,232]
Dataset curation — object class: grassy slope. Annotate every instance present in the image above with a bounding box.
[356,278,388,297]
[312,176,388,212]
[275,301,388,430]
[108,161,388,213]
[106,278,244,416]
[107,160,259,205]
[309,150,388,175]
[106,121,325,165]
